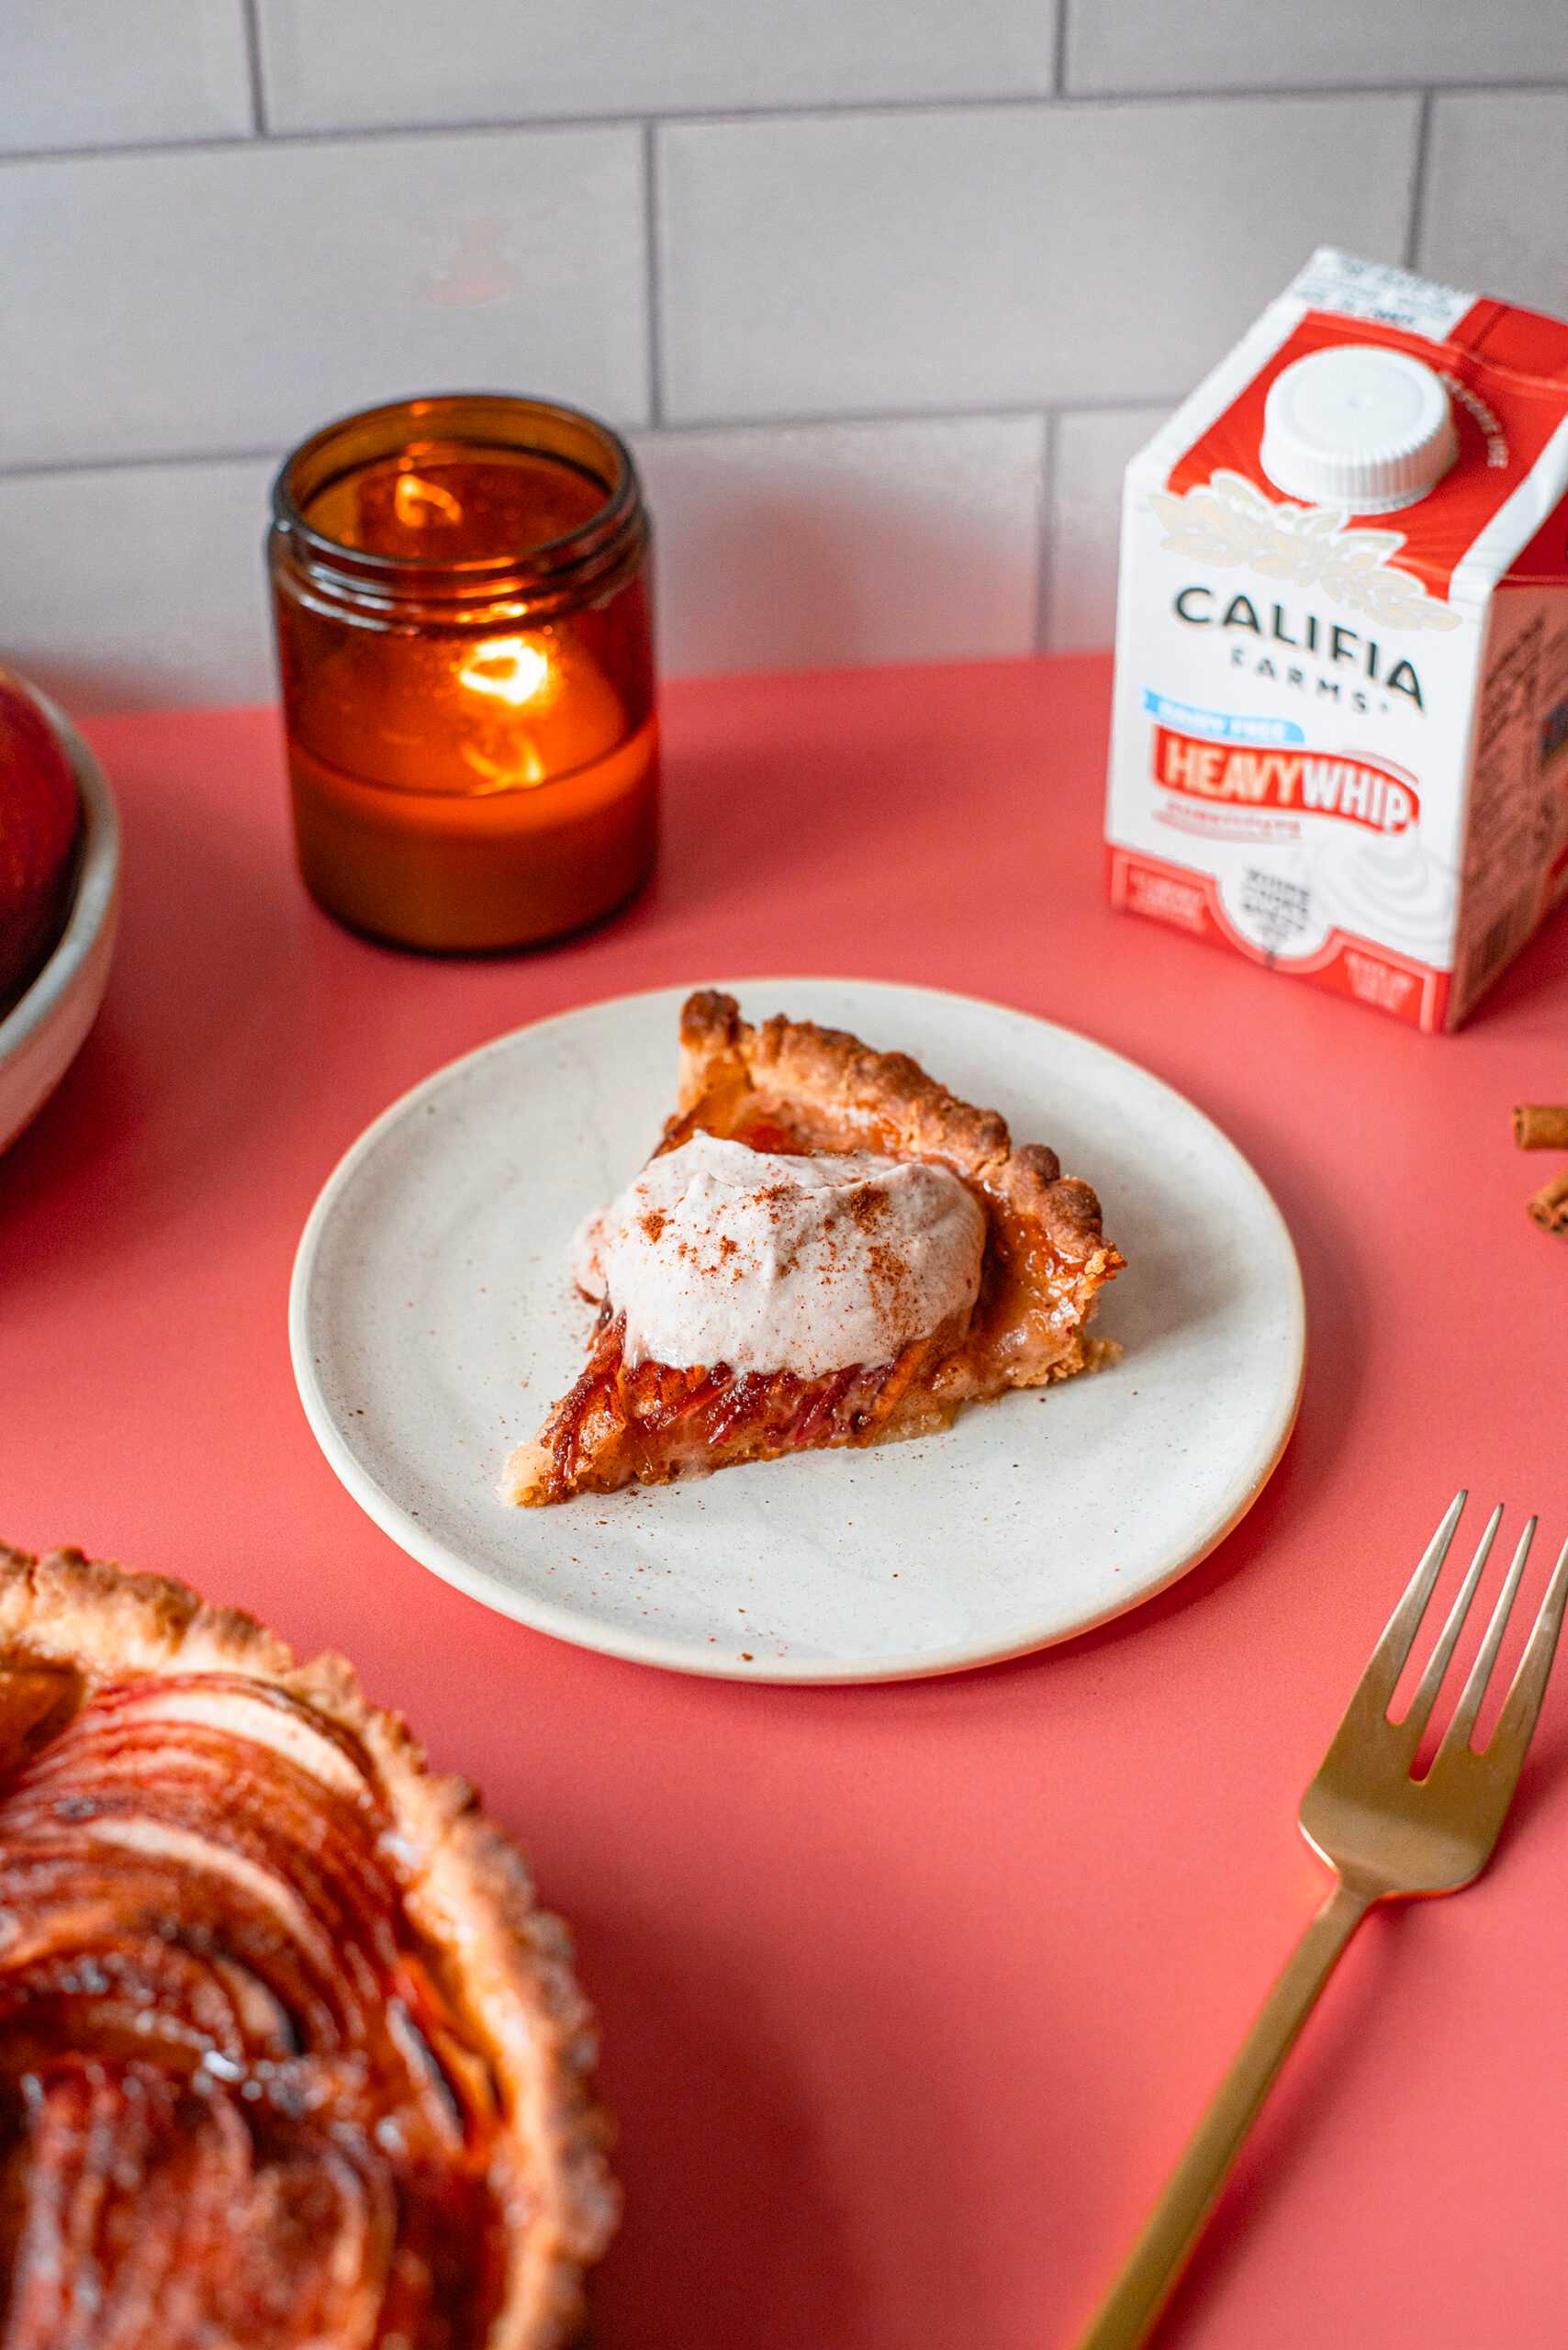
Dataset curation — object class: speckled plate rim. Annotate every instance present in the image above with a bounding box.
[289,979,1305,1684]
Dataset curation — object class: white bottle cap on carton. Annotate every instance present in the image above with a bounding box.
[1260,344,1458,513]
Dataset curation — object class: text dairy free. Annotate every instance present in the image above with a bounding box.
[1105,249,1568,1029]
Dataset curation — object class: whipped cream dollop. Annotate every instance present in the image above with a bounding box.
[574,1132,986,1377]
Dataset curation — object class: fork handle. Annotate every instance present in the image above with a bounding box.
[1073,1876,1373,2350]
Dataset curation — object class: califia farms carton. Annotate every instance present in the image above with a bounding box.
[1105,249,1568,1029]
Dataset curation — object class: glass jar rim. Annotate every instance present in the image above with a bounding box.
[270,392,644,596]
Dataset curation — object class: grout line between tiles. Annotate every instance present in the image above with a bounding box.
[1051,0,1072,99]
[643,125,666,429]
[0,79,1563,168]
[0,118,648,169]
[0,401,1185,484]
[642,393,1184,434]
[1034,413,1057,654]
[0,447,285,484]
[239,0,269,135]
[1405,89,1436,268]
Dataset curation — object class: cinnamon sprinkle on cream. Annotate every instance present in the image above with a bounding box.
[571,1132,985,1376]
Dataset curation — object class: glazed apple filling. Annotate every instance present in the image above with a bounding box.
[530,1304,957,1501]
[0,1667,508,2348]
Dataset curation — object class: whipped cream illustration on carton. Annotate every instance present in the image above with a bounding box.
[1105,249,1568,1029]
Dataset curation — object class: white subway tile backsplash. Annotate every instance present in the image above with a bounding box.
[2,0,1562,701]
[1043,407,1162,652]
[257,0,1056,133]
[1418,92,1568,322]
[0,461,279,711]
[1,128,648,470]
[1066,0,1567,96]
[0,0,253,155]
[656,97,1422,423]
[633,415,1045,674]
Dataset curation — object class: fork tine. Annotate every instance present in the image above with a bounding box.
[1485,1530,1568,1769]
[1398,1504,1503,1740]
[1432,1517,1536,1763]
[1350,1489,1468,1719]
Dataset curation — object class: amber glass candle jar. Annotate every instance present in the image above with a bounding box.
[269,394,656,951]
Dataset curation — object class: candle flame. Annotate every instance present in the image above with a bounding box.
[392,471,464,528]
[458,636,554,708]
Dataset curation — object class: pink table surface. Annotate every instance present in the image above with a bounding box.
[5,653,1567,2348]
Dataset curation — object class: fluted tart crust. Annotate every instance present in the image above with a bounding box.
[0,1545,616,2349]
[505,990,1124,1505]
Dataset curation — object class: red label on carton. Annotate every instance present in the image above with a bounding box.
[1152,727,1420,834]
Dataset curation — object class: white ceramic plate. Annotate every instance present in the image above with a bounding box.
[0,693,120,1158]
[291,981,1304,1683]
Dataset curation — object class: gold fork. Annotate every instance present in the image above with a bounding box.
[1076,1492,1568,2350]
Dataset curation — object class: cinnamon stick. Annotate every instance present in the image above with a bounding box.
[1527,1170,1568,1234]
[1514,1103,1568,1150]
